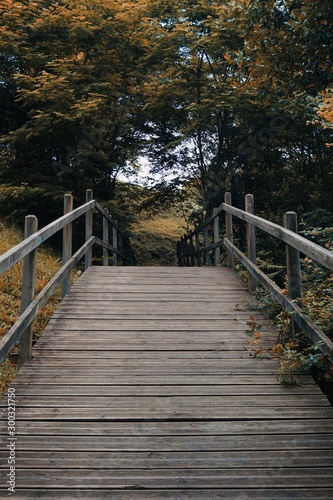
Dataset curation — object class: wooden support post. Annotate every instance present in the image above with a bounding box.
[178,239,183,267]
[103,208,109,266]
[18,215,38,368]
[85,189,93,270]
[189,232,195,267]
[181,237,186,266]
[119,234,123,265]
[184,234,190,267]
[62,194,73,299]
[195,230,201,267]
[284,211,302,340]
[213,208,220,266]
[245,194,257,293]
[113,222,118,266]
[204,226,210,266]
[224,192,234,269]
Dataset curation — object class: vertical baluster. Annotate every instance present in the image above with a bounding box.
[284,211,302,340]
[224,192,234,269]
[103,208,109,266]
[85,189,93,270]
[204,225,210,266]
[62,194,73,298]
[18,215,38,367]
[245,194,257,292]
[213,208,220,266]
[195,230,201,267]
[113,222,118,266]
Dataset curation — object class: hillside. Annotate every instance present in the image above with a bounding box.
[130,214,183,266]
[105,181,189,266]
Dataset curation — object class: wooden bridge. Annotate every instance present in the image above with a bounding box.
[0,191,333,498]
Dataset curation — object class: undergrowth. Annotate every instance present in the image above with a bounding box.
[241,215,333,393]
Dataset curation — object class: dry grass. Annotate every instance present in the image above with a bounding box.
[0,222,63,395]
[130,214,184,266]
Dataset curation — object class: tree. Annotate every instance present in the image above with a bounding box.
[141,0,249,214]
[231,0,333,127]
[140,0,333,219]
[0,0,150,203]
[0,0,332,226]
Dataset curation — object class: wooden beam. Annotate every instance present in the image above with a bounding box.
[0,200,96,275]
[85,189,93,270]
[18,215,38,368]
[245,194,257,293]
[103,208,109,267]
[224,192,234,270]
[62,194,73,298]
[222,203,333,272]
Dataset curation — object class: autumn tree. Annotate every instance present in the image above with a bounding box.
[228,0,333,213]
[140,0,333,218]
[140,1,245,213]
[0,0,150,207]
[0,0,332,226]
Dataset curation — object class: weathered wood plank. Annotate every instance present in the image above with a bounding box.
[1,489,332,499]
[1,419,332,436]
[2,434,333,450]
[9,374,314,385]
[3,394,329,408]
[1,407,331,420]
[1,450,333,468]
[6,383,321,396]
[29,349,273,358]
[3,467,333,488]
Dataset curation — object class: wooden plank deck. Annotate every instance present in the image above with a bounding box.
[1,266,333,499]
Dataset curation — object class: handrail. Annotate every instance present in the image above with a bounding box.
[221,204,333,272]
[0,200,95,275]
[177,192,333,363]
[0,237,96,361]
[0,190,135,366]
[181,202,333,272]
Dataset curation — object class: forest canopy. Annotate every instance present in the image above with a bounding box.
[0,0,332,223]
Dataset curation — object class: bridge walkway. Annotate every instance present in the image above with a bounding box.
[1,266,333,498]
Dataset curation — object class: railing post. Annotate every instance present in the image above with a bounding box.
[213,208,220,266]
[224,192,234,269]
[245,194,257,293]
[62,194,73,299]
[113,221,118,266]
[181,236,187,266]
[189,231,195,266]
[18,215,38,368]
[195,230,201,267]
[178,239,183,266]
[184,234,190,266]
[119,234,123,265]
[204,225,210,266]
[103,208,109,266]
[85,189,93,270]
[284,211,302,339]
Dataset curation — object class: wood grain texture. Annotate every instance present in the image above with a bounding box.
[1,266,332,498]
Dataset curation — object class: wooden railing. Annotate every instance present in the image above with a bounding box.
[0,189,135,366]
[177,192,333,363]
